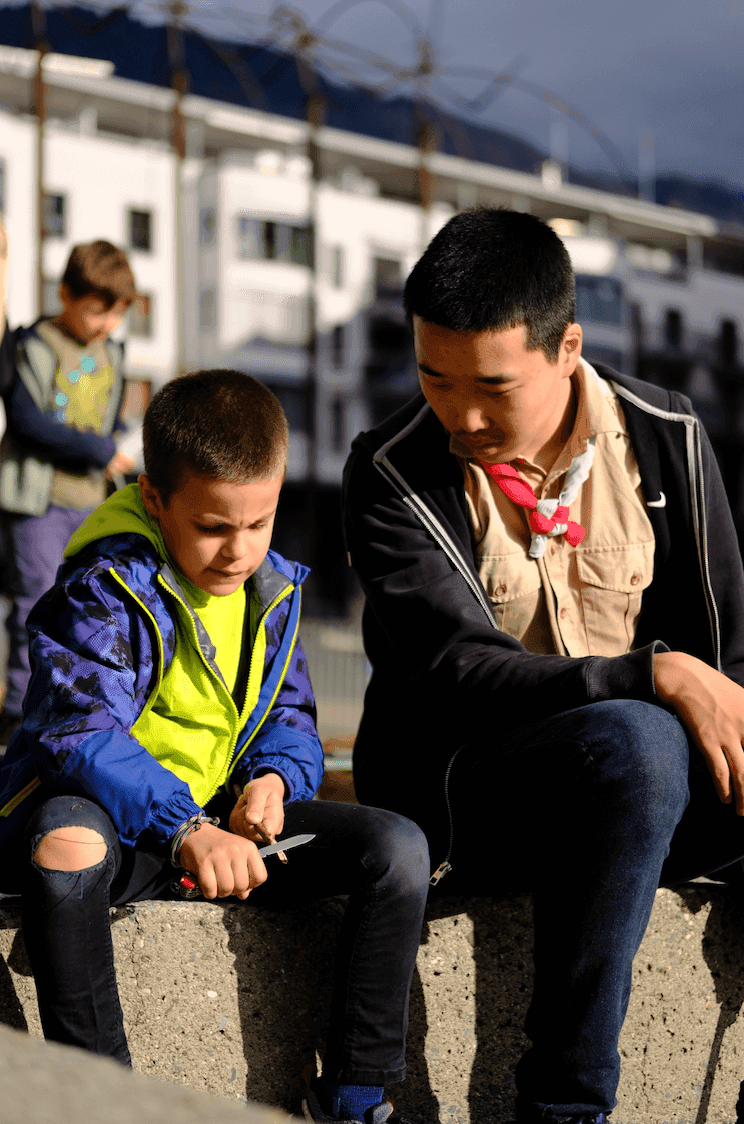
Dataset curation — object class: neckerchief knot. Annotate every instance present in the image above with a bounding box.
[481,438,596,559]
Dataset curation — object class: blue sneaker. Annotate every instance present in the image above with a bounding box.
[302,1079,409,1124]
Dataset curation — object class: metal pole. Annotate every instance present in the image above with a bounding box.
[167,1,188,376]
[31,0,47,318]
[305,89,324,485]
[417,118,436,252]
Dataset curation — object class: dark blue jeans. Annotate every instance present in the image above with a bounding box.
[20,794,430,1085]
[3,506,93,715]
[426,698,744,1123]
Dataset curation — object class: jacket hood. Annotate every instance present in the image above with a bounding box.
[63,483,165,562]
[62,482,311,603]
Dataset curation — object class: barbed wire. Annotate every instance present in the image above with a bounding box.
[20,0,635,183]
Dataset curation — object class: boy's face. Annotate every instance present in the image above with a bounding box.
[57,284,129,345]
[413,316,583,470]
[138,469,283,596]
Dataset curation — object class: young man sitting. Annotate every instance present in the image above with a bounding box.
[343,208,744,1124]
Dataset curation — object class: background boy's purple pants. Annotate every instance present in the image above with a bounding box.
[3,505,93,716]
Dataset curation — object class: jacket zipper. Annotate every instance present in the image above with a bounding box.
[225,585,300,781]
[374,457,496,624]
[157,576,294,806]
[428,746,464,886]
[611,381,722,670]
[372,453,499,887]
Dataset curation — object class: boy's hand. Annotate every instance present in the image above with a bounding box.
[178,822,266,900]
[230,772,286,842]
[655,650,744,814]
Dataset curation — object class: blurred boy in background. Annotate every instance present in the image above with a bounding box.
[0,234,135,740]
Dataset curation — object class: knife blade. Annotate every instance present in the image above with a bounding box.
[257,832,315,858]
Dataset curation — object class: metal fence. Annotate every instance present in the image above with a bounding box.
[299,619,369,748]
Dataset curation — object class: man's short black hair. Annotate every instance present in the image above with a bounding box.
[143,369,288,504]
[404,208,576,361]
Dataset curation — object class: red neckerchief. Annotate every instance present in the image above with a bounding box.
[481,462,585,547]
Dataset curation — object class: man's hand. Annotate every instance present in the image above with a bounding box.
[105,449,136,482]
[655,651,744,814]
[178,822,267,900]
[229,772,285,842]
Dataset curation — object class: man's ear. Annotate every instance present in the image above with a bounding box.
[561,323,583,373]
[138,474,163,521]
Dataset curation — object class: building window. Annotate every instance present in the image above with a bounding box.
[331,397,344,451]
[199,289,216,331]
[720,319,738,366]
[332,325,345,369]
[664,309,683,350]
[331,245,344,288]
[266,384,307,433]
[575,276,623,327]
[129,293,153,338]
[290,225,312,267]
[237,217,261,259]
[374,257,402,297]
[128,209,152,252]
[199,207,216,246]
[236,216,312,266]
[43,193,66,238]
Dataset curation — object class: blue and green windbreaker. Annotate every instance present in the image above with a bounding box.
[0,484,324,854]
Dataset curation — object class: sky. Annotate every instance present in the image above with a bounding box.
[14,0,744,189]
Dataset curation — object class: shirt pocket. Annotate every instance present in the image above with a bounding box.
[479,552,543,642]
[575,541,654,656]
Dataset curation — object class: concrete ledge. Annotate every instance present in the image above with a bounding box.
[0,1021,295,1124]
[2,885,744,1123]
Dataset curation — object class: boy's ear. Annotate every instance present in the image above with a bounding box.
[138,474,164,520]
[58,283,73,309]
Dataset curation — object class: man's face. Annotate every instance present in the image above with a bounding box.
[139,469,283,596]
[413,316,582,468]
[57,285,129,345]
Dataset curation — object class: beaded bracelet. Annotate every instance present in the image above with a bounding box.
[170,812,220,868]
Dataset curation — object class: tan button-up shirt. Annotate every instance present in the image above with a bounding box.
[452,360,655,657]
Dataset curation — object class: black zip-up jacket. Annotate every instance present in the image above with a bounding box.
[342,367,744,826]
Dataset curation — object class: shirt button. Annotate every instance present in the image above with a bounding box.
[495,583,507,596]
[630,573,641,586]
[559,607,568,619]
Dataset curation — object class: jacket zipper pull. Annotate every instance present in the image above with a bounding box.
[429,860,452,887]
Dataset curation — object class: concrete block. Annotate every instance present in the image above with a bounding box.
[0,1021,295,1124]
[2,885,744,1123]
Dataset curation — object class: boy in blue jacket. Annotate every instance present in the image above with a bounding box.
[0,369,429,1124]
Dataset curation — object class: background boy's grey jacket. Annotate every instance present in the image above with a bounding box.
[0,319,124,515]
[342,367,744,815]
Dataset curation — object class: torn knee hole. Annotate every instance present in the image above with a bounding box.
[33,826,108,871]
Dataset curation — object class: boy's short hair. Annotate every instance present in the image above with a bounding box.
[62,240,137,307]
[143,369,289,504]
[403,208,576,361]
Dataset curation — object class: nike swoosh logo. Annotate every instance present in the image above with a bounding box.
[647,492,667,508]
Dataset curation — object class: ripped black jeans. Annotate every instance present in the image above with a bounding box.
[20,793,430,1083]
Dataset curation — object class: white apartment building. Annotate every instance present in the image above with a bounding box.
[1,40,743,606]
